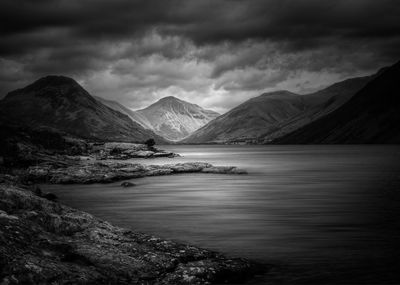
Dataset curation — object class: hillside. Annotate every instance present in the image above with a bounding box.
[260,76,371,142]
[182,91,306,143]
[94,96,153,130]
[0,76,165,143]
[272,61,400,143]
[182,76,369,144]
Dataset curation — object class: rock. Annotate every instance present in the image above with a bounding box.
[42,192,58,201]
[0,183,264,284]
[168,162,213,173]
[27,166,51,180]
[201,166,248,174]
[103,142,147,151]
[90,142,178,160]
[33,185,42,196]
[152,152,180,158]
[120,181,135,188]
[134,150,154,158]
[0,174,18,184]
[25,161,247,184]
[0,209,19,220]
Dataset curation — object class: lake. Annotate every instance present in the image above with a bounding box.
[42,145,400,284]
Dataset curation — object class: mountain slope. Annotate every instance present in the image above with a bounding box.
[182,76,369,144]
[94,96,153,130]
[136,96,220,141]
[0,76,166,143]
[182,91,307,143]
[273,61,400,144]
[260,76,371,142]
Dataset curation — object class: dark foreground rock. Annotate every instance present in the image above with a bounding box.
[24,161,247,184]
[0,178,264,284]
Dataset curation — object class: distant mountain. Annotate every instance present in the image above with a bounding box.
[94,96,153,130]
[182,91,306,143]
[136,96,220,141]
[272,61,400,144]
[182,76,370,144]
[260,76,371,142]
[0,76,166,143]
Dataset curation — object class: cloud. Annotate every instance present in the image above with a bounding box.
[0,0,399,113]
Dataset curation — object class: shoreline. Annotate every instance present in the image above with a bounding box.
[0,177,265,284]
[25,161,247,185]
[0,143,264,284]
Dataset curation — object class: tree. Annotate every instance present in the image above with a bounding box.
[144,138,155,148]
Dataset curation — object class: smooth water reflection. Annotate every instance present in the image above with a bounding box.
[42,145,400,284]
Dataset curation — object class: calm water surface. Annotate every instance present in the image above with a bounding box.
[43,145,400,284]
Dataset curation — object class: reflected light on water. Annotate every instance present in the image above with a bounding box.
[42,145,400,284]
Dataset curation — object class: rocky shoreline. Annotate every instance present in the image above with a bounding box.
[24,161,247,184]
[90,142,179,160]
[0,140,263,284]
[0,175,263,284]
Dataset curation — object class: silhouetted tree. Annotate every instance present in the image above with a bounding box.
[144,138,156,148]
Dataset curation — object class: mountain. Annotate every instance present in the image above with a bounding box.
[182,76,370,144]
[272,61,400,144]
[182,91,306,143]
[260,76,371,142]
[0,76,166,143]
[94,96,153,130]
[136,96,220,141]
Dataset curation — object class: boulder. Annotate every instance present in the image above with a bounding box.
[42,192,58,201]
[120,181,135,188]
[133,150,154,158]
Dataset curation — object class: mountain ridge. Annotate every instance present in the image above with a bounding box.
[4,67,393,145]
[182,75,371,144]
[0,75,166,143]
[271,60,400,144]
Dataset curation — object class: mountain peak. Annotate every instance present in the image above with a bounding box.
[160,96,179,101]
[157,96,185,104]
[3,76,85,101]
[25,75,80,90]
[0,76,166,143]
[137,96,220,141]
[4,75,88,102]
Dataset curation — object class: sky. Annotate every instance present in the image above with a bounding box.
[1,0,399,114]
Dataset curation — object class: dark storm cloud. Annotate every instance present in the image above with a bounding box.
[0,0,399,111]
[2,0,400,53]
